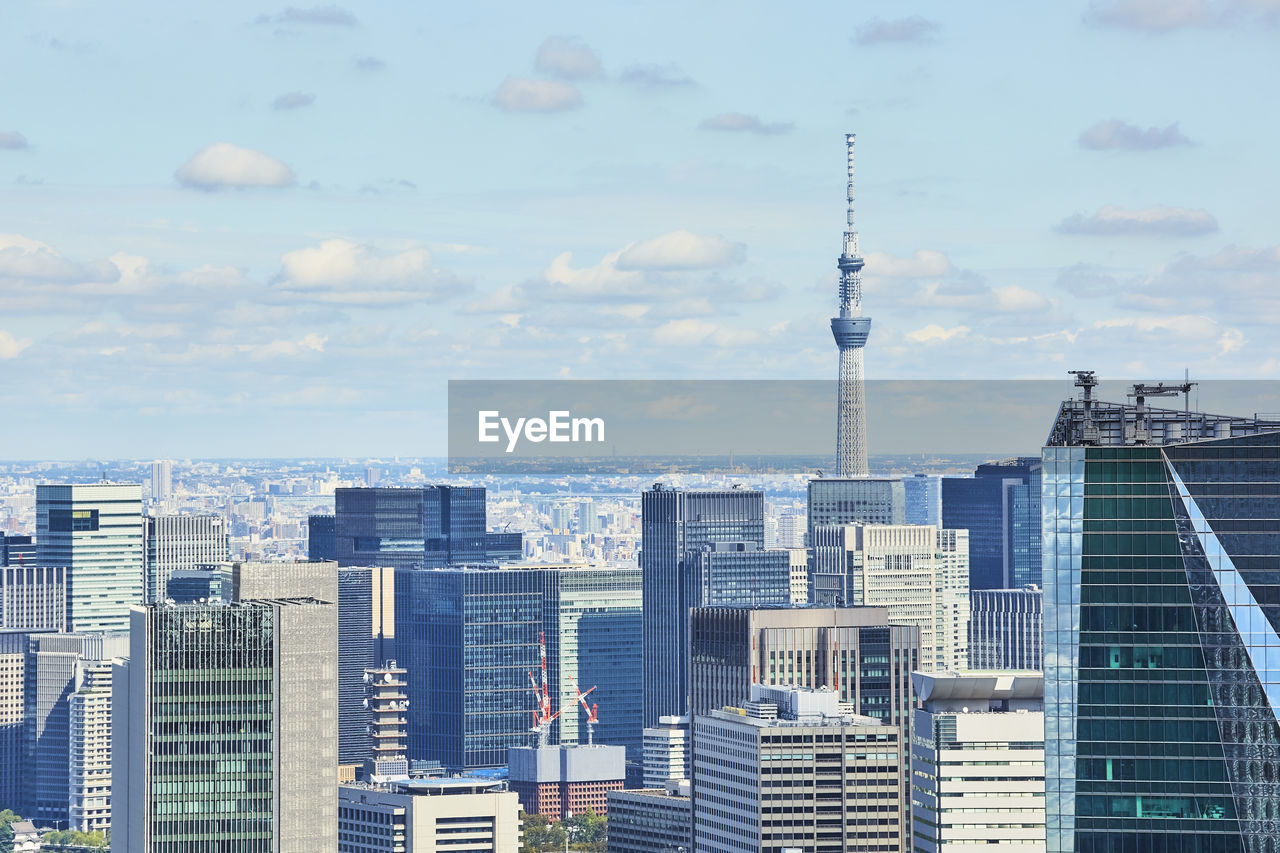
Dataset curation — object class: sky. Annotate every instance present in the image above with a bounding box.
[2,0,1279,457]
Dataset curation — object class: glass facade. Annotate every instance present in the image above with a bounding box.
[1045,431,1280,853]
[338,566,376,765]
[943,458,1042,590]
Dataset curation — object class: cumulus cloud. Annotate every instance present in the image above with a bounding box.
[0,132,30,150]
[175,142,296,191]
[534,36,603,80]
[616,230,745,271]
[275,238,461,304]
[698,112,793,135]
[272,91,315,110]
[652,318,760,348]
[1078,119,1191,150]
[493,76,583,113]
[1086,0,1280,30]
[544,249,643,298]
[1095,314,1245,355]
[864,249,952,278]
[0,329,33,359]
[618,64,695,88]
[1056,264,1119,297]
[853,15,940,44]
[906,324,970,343]
[0,234,120,283]
[257,5,357,26]
[1056,204,1218,236]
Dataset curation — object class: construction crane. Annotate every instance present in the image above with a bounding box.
[1128,379,1195,445]
[568,674,600,746]
[526,633,596,748]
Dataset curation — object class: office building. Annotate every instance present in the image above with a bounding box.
[691,541,791,609]
[113,597,338,853]
[508,744,626,820]
[788,548,809,605]
[941,457,1042,590]
[776,513,804,549]
[1044,377,1280,852]
[904,474,942,526]
[338,778,521,853]
[969,586,1043,671]
[149,460,172,502]
[230,558,338,601]
[364,660,409,783]
[1,533,35,567]
[807,477,905,536]
[68,656,115,833]
[164,568,225,603]
[911,671,1045,852]
[335,486,519,570]
[0,629,44,809]
[579,498,600,535]
[37,483,144,633]
[395,563,640,770]
[338,565,381,767]
[308,513,337,561]
[809,525,969,671]
[606,782,693,853]
[1,564,67,630]
[692,684,902,853]
[642,715,690,788]
[144,513,228,603]
[640,486,769,726]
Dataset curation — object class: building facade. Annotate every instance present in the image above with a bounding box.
[68,655,115,833]
[143,513,228,604]
[337,778,521,853]
[606,784,693,853]
[941,457,1042,590]
[308,514,337,561]
[911,671,1046,852]
[508,743,626,820]
[642,715,690,788]
[904,475,943,527]
[692,685,903,853]
[1,564,67,630]
[37,483,144,633]
[969,586,1044,671]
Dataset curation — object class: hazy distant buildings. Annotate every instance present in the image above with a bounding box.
[37,483,144,633]
[692,685,902,853]
[941,457,1041,590]
[1,565,67,630]
[149,460,172,502]
[912,671,1045,852]
[338,778,521,853]
[143,513,228,604]
[969,586,1043,671]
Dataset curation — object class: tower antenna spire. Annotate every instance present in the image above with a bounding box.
[831,133,871,477]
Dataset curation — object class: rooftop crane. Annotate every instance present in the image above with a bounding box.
[526,632,597,748]
[567,673,601,746]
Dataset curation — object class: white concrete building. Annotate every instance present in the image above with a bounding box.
[68,657,115,833]
[642,715,689,788]
[338,778,521,852]
[910,671,1045,853]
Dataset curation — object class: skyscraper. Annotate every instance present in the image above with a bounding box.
[68,654,115,833]
[338,565,377,767]
[640,486,771,726]
[941,457,1042,590]
[969,586,1043,671]
[1,565,67,630]
[37,483,144,633]
[0,534,36,567]
[149,460,172,502]
[307,514,336,561]
[143,513,228,604]
[831,133,871,478]
[113,598,338,853]
[0,629,46,811]
[1043,383,1280,852]
[22,632,87,825]
[904,474,942,526]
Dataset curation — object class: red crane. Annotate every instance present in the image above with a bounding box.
[527,632,596,748]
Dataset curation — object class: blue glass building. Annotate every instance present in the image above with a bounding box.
[942,457,1042,590]
[307,514,336,561]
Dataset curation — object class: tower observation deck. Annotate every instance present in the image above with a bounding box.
[832,133,870,477]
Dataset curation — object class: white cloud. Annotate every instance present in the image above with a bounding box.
[616,230,745,271]
[698,113,793,135]
[534,37,603,80]
[651,318,760,347]
[0,329,33,358]
[864,249,952,278]
[992,285,1051,313]
[906,324,970,343]
[0,234,120,283]
[544,249,642,297]
[1056,204,1218,236]
[276,239,460,304]
[1078,119,1192,150]
[1095,314,1245,356]
[175,142,296,191]
[463,284,529,314]
[853,15,940,44]
[492,77,582,113]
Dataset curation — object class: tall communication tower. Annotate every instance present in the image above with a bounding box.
[832,133,871,477]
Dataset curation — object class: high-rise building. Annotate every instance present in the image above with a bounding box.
[37,483,144,633]
[1,534,36,567]
[149,460,172,502]
[579,498,600,535]
[788,547,809,605]
[307,514,336,561]
[809,525,969,671]
[508,743,626,821]
[0,629,46,810]
[807,477,905,542]
[776,513,805,549]
[640,486,773,726]
[338,778,521,852]
[363,660,409,782]
[338,565,378,767]
[395,563,641,770]
[941,457,1042,590]
[831,132,872,478]
[112,598,338,853]
[911,671,1045,853]
[969,585,1043,671]
[642,715,690,788]
[229,558,337,602]
[1043,380,1280,852]
[68,655,115,833]
[163,568,225,603]
[904,474,942,526]
[690,541,791,609]
[692,684,902,853]
[143,513,228,604]
[607,783,693,853]
[1,565,67,630]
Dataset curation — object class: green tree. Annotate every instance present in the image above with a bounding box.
[521,812,566,852]
[0,809,22,853]
[39,828,110,850]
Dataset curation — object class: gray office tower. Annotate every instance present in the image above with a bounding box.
[0,629,44,810]
[805,477,904,608]
[1,533,35,566]
[144,513,228,604]
[334,486,520,569]
[1,565,67,630]
[338,565,376,766]
[904,474,942,526]
[308,514,337,561]
[1043,377,1280,853]
[941,457,1042,590]
[641,486,793,727]
[395,564,643,771]
[968,586,1043,671]
[113,598,338,853]
[37,483,144,632]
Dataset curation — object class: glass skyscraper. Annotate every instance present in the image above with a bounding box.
[1044,394,1280,852]
[942,457,1042,590]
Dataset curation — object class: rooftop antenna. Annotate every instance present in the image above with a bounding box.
[1068,370,1099,445]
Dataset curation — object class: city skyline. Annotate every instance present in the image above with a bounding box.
[3,2,1279,456]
